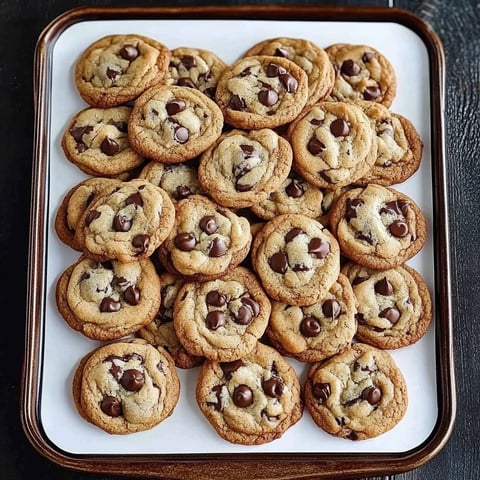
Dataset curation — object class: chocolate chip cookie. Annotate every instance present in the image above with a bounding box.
[266,273,357,362]
[352,101,424,186]
[326,43,397,107]
[75,178,175,263]
[329,184,427,269]
[242,36,335,106]
[56,255,161,340]
[54,177,121,251]
[342,261,432,349]
[166,46,228,99]
[304,342,407,440]
[251,213,340,306]
[195,342,302,445]
[173,266,271,362]
[215,55,308,130]
[157,195,252,280]
[72,339,180,434]
[128,84,224,164]
[75,34,170,108]
[61,106,145,177]
[138,160,204,202]
[198,128,292,208]
[290,101,377,189]
[136,272,204,369]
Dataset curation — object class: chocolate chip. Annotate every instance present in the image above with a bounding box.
[112,275,129,287]
[352,275,368,285]
[232,384,253,407]
[173,125,189,143]
[285,179,304,198]
[269,251,288,273]
[166,99,186,115]
[275,46,289,58]
[389,219,409,237]
[258,88,278,106]
[241,297,260,317]
[266,62,281,77]
[361,385,382,405]
[100,136,120,156]
[310,118,324,126]
[312,382,331,403]
[120,369,144,392]
[363,86,381,100]
[199,215,217,234]
[100,395,122,417]
[308,237,330,259]
[113,213,132,232]
[375,277,394,296]
[220,359,245,380]
[100,297,121,313]
[307,137,326,155]
[205,310,225,330]
[232,304,253,325]
[285,228,304,243]
[341,59,361,76]
[345,198,364,221]
[175,185,192,199]
[381,200,409,216]
[126,192,143,207]
[300,315,321,337]
[106,67,121,80]
[279,72,298,93]
[181,55,196,69]
[362,51,375,63]
[356,231,374,244]
[70,125,93,143]
[229,94,246,111]
[206,290,227,307]
[208,237,227,257]
[132,234,150,253]
[177,77,196,88]
[262,377,284,398]
[379,306,400,324]
[322,299,341,319]
[174,232,196,251]
[119,44,139,62]
[330,118,350,136]
[86,209,101,226]
[123,285,141,306]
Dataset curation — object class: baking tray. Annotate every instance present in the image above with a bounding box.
[22,5,455,479]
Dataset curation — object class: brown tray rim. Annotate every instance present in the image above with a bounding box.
[23,5,455,479]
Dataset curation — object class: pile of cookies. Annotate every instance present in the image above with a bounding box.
[54,33,432,444]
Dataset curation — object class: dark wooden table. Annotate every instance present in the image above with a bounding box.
[1,0,478,479]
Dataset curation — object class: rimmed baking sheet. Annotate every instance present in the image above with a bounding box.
[23,6,454,479]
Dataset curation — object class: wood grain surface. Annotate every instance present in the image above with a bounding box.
[1,0,478,479]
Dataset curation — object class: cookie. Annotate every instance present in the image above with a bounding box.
[136,272,204,369]
[198,128,292,208]
[304,342,407,440]
[166,46,228,99]
[128,84,224,164]
[215,55,308,130]
[75,178,175,263]
[325,43,397,107]
[72,339,180,434]
[328,184,427,269]
[250,171,324,220]
[138,160,204,202]
[173,266,271,362]
[242,37,335,106]
[158,195,252,280]
[251,213,340,306]
[54,177,120,251]
[61,106,145,177]
[74,34,170,108]
[290,101,377,189]
[56,255,161,340]
[266,273,357,362]
[195,342,302,445]
[342,261,432,349]
[352,101,424,186]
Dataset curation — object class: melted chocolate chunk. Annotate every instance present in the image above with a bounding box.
[180,55,196,69]
[285,227,304,243]
[206,290,227,307]
[262,377,284,398]
[363,86,381,100]
[380,200,409,216]
[258,88,278,106]
[322,299,341,319]
[275,46,290,58]
[100,297,121,313]
[199,215,218,234]
[207,384,224,411]
[208,237,227,257]
[379,306,400,324]
[375,277,394,296]
[312,382,331,403]
[389,219,409,237]
[362,51,375,63]
[330,118,350,137]
[86,209,101,226]
[285,178,304,198]
[126,192,143,207]
[100,395,122,417]
[269,251,288,273]
[173,125,189,144]
[174,233,196,251]
[175,185,192,199]
[279,72,298,93]
[300,314,321,337]
[113,213,132,232]
[166,99,186,116]
[178,77,196,88]
[123,285,141,306]
[229,94,246,111]
[307,137,326,155]
[132,234,150,253]
[120,369,144,392]
[345,198,364,221]
[341,59,361,76]
[119,44,139,62]
[232,384,253,407]
[361,385,382,405]
[205,310,225,330]
[308,237,330,258]
[220,359,245,380]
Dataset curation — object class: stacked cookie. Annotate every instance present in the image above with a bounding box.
[55,34,431,443]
